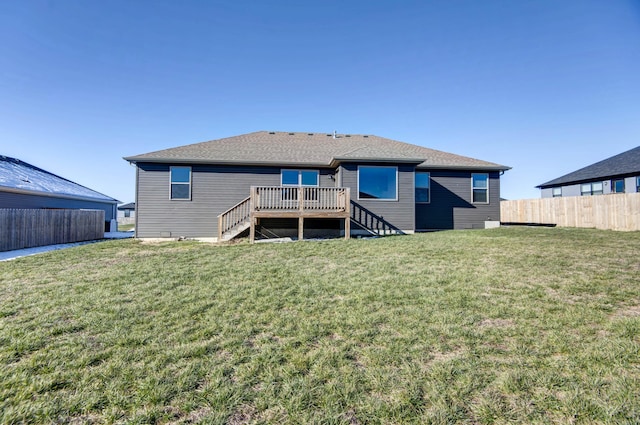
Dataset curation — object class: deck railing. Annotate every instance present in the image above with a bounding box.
[251,186,350,212]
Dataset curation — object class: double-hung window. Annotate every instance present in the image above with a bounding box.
[552,187,562,197]
[472,173,489,203]
[170,166,191,200]
[358,166,398,201]
[612,179,625,193]
[581,182,603,196]
[415,172,430,203]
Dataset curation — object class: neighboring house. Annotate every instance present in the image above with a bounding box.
[537,146,640,198]
[0,155,119,231]
[124,131,510,240]
[117,202,136,222]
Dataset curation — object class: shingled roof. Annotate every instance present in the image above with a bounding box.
[0,155,118,203]
[118,202,135,210]
[124,131,510,171]
[537,145,640,188]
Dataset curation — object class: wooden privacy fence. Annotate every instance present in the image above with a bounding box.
[0,209,105,252]
[500,193,640,231]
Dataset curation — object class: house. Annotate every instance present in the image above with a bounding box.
[537,146,640,198]
[117,202,136,223]
[0,155,119,231]
[123,131,510,241]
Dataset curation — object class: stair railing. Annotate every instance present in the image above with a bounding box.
[217,197,251,240]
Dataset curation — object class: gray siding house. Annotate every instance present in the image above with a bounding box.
[117,202,136,224]
[124,131,510,240]
[537,146,640,198]
[0,155,119,230]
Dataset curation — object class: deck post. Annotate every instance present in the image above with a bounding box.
[344,188,351,239]
[344,216,350,240]
[298,216,304,241]
[249,187,256,244]
[299,187,304,212]
[217,215,223,241]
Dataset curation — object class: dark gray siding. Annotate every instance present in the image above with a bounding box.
[415,170,501,230]
[136,163,336,238]
[339,163,415,232]
[0,190,116,222]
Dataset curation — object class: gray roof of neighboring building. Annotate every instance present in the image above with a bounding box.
[537,145,640,188]
[124,131,510,171]
[118,202,135,210]
[0,155,119,203]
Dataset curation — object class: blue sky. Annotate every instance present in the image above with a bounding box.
[1,0,639,203]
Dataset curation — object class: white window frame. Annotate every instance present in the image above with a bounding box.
[552,187,562,197]
[415,171,430,203]
[357,166,398,201]
[170,166,192,200]
[471,173,489,204]
[280,169,319,187]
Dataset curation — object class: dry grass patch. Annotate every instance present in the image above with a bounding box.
[613,304,640,318]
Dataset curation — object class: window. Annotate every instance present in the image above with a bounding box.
[281,170,319,186]
[552,187,562,197]
[358,166,397,200]
[415,172,430,203]
[124,210,131,218]
[637,177,640,192]
[170,166,191,200]
[581,182,603,196]
[612,179,625,193]
[281,169,319,201]
[472,173,489,203]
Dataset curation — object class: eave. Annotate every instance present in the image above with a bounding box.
[0,186,120,205]
[124,156,511,172]
[416,164,512,172]
[124,157,335,168]
[536,171,640,189]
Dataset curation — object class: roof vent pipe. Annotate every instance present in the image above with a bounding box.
[333,130,337,139]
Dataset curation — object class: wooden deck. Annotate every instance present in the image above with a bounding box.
[218,186,351,242]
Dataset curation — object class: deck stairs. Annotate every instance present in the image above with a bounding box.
[217,189,404,242]
[350,200,404,236]
[218,196,405,241]
[217,197,251,241]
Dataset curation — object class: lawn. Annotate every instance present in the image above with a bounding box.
[117,224,135,232]
[0,227,638,424]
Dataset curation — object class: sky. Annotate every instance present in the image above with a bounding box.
[1,0,639,203]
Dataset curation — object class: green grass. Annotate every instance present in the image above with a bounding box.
[1,227,639,424]
[117,223,135,232]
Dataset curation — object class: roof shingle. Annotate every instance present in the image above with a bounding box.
[124,131,510,170]
[0,155,118,203]
[537,145,640,188]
